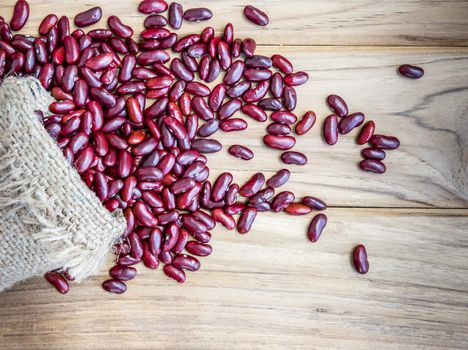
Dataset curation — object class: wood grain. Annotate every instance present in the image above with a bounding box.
[1,209,467,350]
[1,0,468,46]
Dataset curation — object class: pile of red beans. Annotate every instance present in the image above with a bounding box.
[0,0,411,294]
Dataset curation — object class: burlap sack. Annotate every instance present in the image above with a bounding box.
[0,76,126,292]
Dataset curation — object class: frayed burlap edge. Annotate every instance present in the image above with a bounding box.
[0,76,126,292]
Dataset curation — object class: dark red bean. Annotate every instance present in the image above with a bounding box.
[338,112,365,134]
[85,52,113,71]
[198,55,210,80]
[200,27,214,43]
[302,196,327,211]
[163,264,186,283]
[121,176,137,202]
[361,147,386,160]
[267,169,290,188]
[283,86,297,111]
[73,79,88,107]
[271,111,297,125]
[284,72,308,86]
[242,38,256,57]
[244,68,272,82]
[10,0,29,31]
[192,96,214,120]
[181,52,198,73]
[135,167,164,182]
[57,16,70,43]
[217,41,231,70]
[326,94,348,117]
[271,191,295,212]
[89,87,116,107]
[270,73,284,98]
[172,228,189,254]
[295,111,316,135]
[398,64,424,79]
[281,151,307,165]
[143,14,168,28]
[323,114,339,145]
[239,173,265,197]
[162,223,180,251]
[243,5,269,26]
[173,254,200,271]
[211,208,236,230]
[263,134,296,150]
[183,8,213,22]
[226,81,251,99]
[209,84,226,112]
[102,279,127,293]
[249,187,275,205]
[307,214,327,242]
[109,265,137,281]
[218,99,242,120]
[357,120,375,145]
[185,81,210,96]
[138,49,170,65]
[69,132,88,154]
[159,250,173,265]
[220,118,247,132]
[167,2,183,29]
[353,244,369,274]
[119,54,136,82]
[211,172,233,201]
[224,60,245,85]
[271,54,293,74]
[186,241,212,256]
[237,208,257,234]
[118,255,141,266]
[182,215,207,234]
[359,159,386,174]
[225,202,245,215]
[63,35,79,64]
[191,211,215,230]
[129,232,144,260]
[242,104,267,122]
[38,14,57,35]
[258,98,283,111]
[197,119,219,137]
[147,228,162,256]
[133,201,158,227]
[74,7,102,27]
[191,139,221,153]
[138,0,168,14]
[108,16,133,38]
[227,145,253,161]
[284,203,312,215]
[44,272,69,294]
[370,135,400,150]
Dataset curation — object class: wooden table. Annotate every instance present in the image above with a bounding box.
[1,1,467,349]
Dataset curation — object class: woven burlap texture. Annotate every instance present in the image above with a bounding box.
[0,76,126,292]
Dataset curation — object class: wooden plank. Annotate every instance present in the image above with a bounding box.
[1,208,467,350]
[207,46,468,208]
[2,0,468,46]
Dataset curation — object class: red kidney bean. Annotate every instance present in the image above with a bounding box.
[173,254,200,271]
[185,81,210,97]
[263,134,296,150]
[198,55,210,81]
[171,228,189,254]
[186,43,206,58]
[191,210,215,230]
[121,176,137,202]
[237,208,257,234]
[191,139,222,153]
[162,224,180,252]
[284,203,312,215]
[49,100,75,114]
[186,241,212,257]
[118,254,141,266]
[135,167,164,182]
[224,60,245,85]
[158,250,173,265]
[63,35,79,64]
[61,65,78,92]
[45,272,69,294]
[211,208,236,230]
[230,38,241,58]
[163,264,186,283]
[109,265,137,281]
[89,87,116,108]
[245,55,272,69]
[200,26,214,43]
[209,84,226,112]
[143,14,168,28]
[284,72,308,87]
[271,111,297,125]
[33,38,47,65]
[190,230,211,243]
[228,145,253,161]
[212,172,233,201]
[197,119,219,137]
[166,2,182,29]
[79,67,102,88]
[173,34,200,52]
[267,169,290,188]
[270,73,284,98]
[84,52,111,71]
[244,68,272,82]
[192,96,214,120]
[326,94,348,117]
[109,37,128,55]
[283,86,297,111]
[226,81,251,99]
[116,150,132,178]
[239,173,265,197]
[249,201,270,212]
[353,244,369,274]
[242,104,267,122]
[182,215,207,233]
[308,214,327,242]
[243,5,269,26]
[398,64,424,79]
[141,28,171,40]
[359,159,386,174]
[302,196,327,211]
[58,16,71,43]
[138,49,170,65]
[183,8,213,22]
[38,14,57,35]
[108,16,133,38]
[281,151,307,165]
[220,118,248,132]
[147,228,163,256]
[181,52,198,73]
[295,111,316,135]
[242,38,256,57]
[218,99,242,120]
[271,191,295,212]
[271,54,293,74]
[323,114,339,145]
[370,135,400,150]
[118,54,136,82]
[177,182,202,209]
[138,0,168,14]
[217,41,231,70]
[52,87,73,101]
[249,187,275,205]
[74,7,102,27]
[223,23,234,44]
[69,132,88,154]
[74,145,94,173]
[225,202,245,215]
[73,79,88,107]
[361,147,386,160]
[10,0,29,31]
[102,279,127,293]
[128,232,144,260]
[171,178,196,195]
[356,120,375,145]
[338,112,365,134]
[258,98,283,111]
[133,201,158,227]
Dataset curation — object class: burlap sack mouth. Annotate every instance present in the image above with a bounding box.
[0,76,126,292]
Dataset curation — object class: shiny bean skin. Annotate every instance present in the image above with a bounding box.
[74,7,102,27]
[138,0,168,14]
[212,172,233,201]
[267,169,290,188]
[326,94,348,117]
[302,196,327,211]
[10,0,30,31]
[102,279,127,293]
[359,159,386,174]
[370,135,400,150]
[211,208,236,230]
[163,264,186,283]
[271,191,295,212]
[398,64,424,79]
[108,16,133,38]
[209,84,226,112]
[228,145,254,160]
[353,244,369,274]
[357,120,376,145]
[323,114,339,145]
[239,173,265,197]
[186,241,212,257]
[338,112,365,134]
[218,99,242,120]
[39,14,58,35]
[257,98,283,111]
[263,134,296,150]
[109,265,137,281]
[183,8,213,22]
[270,111,297,125]
[191,139,222,154]
[284,71,308,86]
[169,2,183,29]
[361,147,386,161]
[226,81,251,99]
[243,5,269,26]
[237,207,257,234]
[173,254,200,271]
[270,73,284,98]
[45,272,69,294]
[308,214,327,242]
[267,123,290,136]
[281,151,307,165]
[271,54,293,74]
[284,203,312,215]
[242,103,267,122]
[242,38,256,57]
